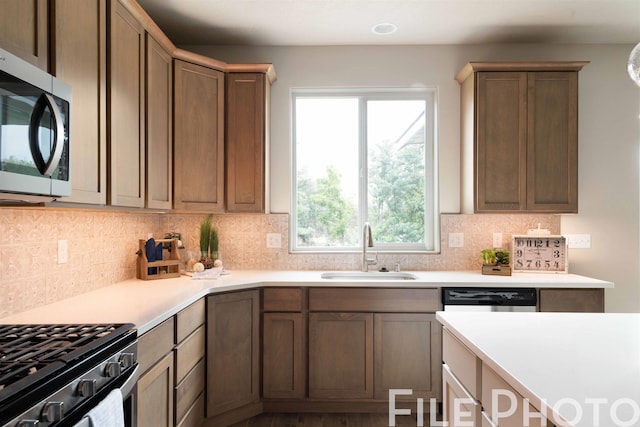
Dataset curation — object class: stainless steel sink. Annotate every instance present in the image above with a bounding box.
[320,271,417,280]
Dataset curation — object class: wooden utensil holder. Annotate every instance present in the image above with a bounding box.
[137,238,181,280]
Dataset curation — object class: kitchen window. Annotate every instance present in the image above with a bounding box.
[291,88,438,252]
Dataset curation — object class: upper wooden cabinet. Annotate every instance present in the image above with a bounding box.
[53,0,108,205]
[108,0,146,207]
[0,0,48,70]
[456,62,588,213]
[225,66,276,213]
[145,33,173,209]
[173,55,225,212]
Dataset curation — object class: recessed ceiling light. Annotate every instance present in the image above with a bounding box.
[372,23,397,35]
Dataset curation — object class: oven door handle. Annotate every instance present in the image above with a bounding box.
[120,364,139,398]
[69,365,139,427]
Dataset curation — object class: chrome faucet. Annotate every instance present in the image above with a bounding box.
[362,222,377,272]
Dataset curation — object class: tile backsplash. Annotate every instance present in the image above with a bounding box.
[0,207,559,317]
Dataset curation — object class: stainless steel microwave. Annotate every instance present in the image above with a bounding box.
[0,47,71,199]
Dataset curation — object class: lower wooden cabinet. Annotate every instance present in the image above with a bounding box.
[307,311,442,401]
[174,300,206,427]
[374,313,442,400]
[207,290,260,418]
[137,348,174,427]
[309,312,374,399]
[136,299,205,427]
[263,312,305,399]
[307,288,442,404]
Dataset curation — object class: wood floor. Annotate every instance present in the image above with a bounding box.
[229,413,440,427]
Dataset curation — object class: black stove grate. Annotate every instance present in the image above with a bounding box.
[0,324,135,394]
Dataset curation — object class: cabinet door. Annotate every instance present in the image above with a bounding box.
[308,312,374,399]
[108,0,145,207]
[263,312,305,399]
[145,34,172,209]
[0,0,48,69]
[137,352,174,427]
[374,313,442,400]
[207,290,260,417]
[53,0,108,204]
[476,71,527,212]
[174,60,225,212]
[226,72,266,212]
[526,71,578,212]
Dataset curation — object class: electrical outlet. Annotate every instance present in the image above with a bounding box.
[266,233,282,249]
[493,232,503,248]
[566,234,591,249]
[57,240,68,264]
[448,232,464,248]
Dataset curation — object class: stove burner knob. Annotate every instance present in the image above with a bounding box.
[16,421,39,427]
[119,352,135,369]
[42,401,64,422]
[105,361,122,377]
[77,379,97,397]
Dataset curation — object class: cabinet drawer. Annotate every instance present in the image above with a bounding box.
[177,393,204,427]
[538,288,604,313]
[442,328,481,400]
[482,364,547,427]
[443,364,480,426]
[309,288,439,312]
[263,287,303,312]
[482,411,498,427]
[176,299,205,343]
[138,317,175,375]
[175,359,205,423]
[175,326,205,384]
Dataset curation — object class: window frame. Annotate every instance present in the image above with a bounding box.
[290,87,439,254]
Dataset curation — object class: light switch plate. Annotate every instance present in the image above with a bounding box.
[266,233,282,249]
[58,240,68,264]
[448,232,464,248]
[566,234,591,249]
[492,232,503,248]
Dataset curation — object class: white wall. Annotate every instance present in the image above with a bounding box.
[188,43,640,312]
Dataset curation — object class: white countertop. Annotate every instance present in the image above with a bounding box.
[0,270,612,334]
[437,311,640,427]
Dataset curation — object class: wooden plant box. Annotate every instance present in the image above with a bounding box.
[482,264,512,276]
[137,238,180,280]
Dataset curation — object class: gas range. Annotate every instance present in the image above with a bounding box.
[0,324,138,427]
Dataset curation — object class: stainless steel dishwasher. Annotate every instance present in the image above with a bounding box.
[442,287,537,312]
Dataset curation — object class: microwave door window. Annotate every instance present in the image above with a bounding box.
[0,71,44,178]
[0,94,43,177]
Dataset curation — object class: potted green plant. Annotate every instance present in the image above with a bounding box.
[480,249,496,265]
[495,250,510,266]
[199,214,219,269]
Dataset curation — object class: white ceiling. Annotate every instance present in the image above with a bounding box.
[136,0,640,46]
